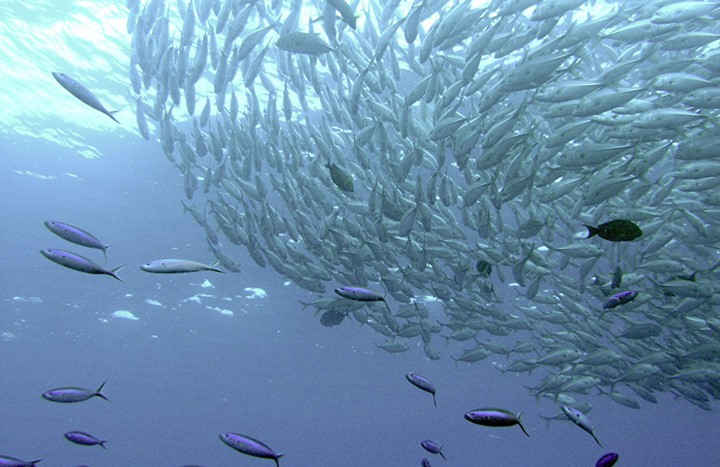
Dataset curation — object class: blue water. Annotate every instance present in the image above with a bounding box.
[1,1,719,466]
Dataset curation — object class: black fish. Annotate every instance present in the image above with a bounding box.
[326,163,354,192]
[476,260,492,277]
[320,310,346,327]
[584,219,642,242]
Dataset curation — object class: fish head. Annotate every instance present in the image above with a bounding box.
[51,72,67,83]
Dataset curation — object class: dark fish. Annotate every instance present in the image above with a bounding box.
[405,373,437,407]
[476,260,492,277]
[0,455,43,466]
[326,163,354,192]
[464,408,530,437]
[219,433,283,467]
[64,431,106,448]
[610,266,623,289]
[44,221,109,261]
[42,380,109,403]
[421,459,432,467]
[420,440,446,460]
[320,310,346,327]
[596,452,619,467]
[603,290,638,310]
[585,219,642,242]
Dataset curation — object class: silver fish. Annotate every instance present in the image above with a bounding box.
[52,72,119,123]
[140,259,224,273]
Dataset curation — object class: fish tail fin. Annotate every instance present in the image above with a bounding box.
[108,110,120,124]
[584,225,599,238]
[96,379,110,401]
[100,440,107,449]
[433,394,437,407]
[102,245,109,263]
[110,264,125,282]
[29,460,43,466]
[517,412,530,437]
[210,259,225,273]
[274,454,284,467]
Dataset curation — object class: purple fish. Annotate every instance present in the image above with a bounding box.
[603,290,638,310]
[64,431,106,448]
[0,455,43,466]
[44,221,109,260]
[42,380,109,403]
[464,408,530,437]
[596,452,619,467]
[219,433,283,467]
[40,249,123,281]
[420,440,446,460]
[405,373,437,407]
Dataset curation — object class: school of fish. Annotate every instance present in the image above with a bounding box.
[123,0,720,422]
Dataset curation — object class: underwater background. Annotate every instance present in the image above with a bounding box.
[2,0,720,465]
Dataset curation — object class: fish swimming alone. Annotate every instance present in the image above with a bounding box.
[596,452,620,467]
[140,259,224,273]
[64,431,106,448]
[464,408,530,437]
[420,440,446,460]
[0,455,43,466]
[42,380,109,403]
[40,249,123,281]
[44,221,109,260]
[405,373,437,407]
[52,72,119,123]
[219,433,283,467]
[584,219,643,242]
[561,405,602,447]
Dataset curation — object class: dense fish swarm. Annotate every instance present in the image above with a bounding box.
[128,0,720,414]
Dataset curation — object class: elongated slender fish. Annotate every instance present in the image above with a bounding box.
[0,455,42,466]
[140,259,224,273]
[44,221,108,260]
[51,72,119,123]
[561,405,602,446]
[464,408,530,437]
[40,249,123,281]
[420,440,446,460]
[334,286,391,313]
[64,431,106,448]
[405,373,437,407]
[42,380,109,403]
[219,433,283,467]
